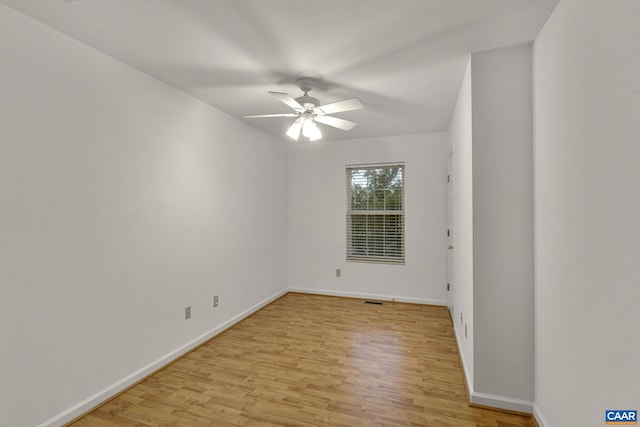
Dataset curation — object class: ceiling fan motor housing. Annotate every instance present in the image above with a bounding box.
[295,95,320,111]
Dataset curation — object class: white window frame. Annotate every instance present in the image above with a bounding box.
[346,162,405,264]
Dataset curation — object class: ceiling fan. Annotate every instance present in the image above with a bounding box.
[244,77,364,141]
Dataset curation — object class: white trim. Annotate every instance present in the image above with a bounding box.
[288,287,446,306]
[533,404,551,427]
[450,318,534,415]
[346,161,406,168]
[37,289,288,427]
[470,391,533,414]
[452,315,474,398]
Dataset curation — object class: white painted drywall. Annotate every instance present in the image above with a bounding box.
[448,58,474,392]
[471,44,534,407]
[288,133,449,305]
[533,1,640,426]
[0,6,288,426]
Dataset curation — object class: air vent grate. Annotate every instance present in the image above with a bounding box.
[364,301,383,305]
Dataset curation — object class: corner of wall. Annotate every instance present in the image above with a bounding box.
[532,404,551,427]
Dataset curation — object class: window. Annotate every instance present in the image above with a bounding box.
[346,163,405,264]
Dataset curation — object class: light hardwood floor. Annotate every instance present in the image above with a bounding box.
[70,293,535,426]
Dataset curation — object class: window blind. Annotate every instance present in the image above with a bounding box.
[346,163,405,264]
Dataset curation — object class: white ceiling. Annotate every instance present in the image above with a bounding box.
[1,0,559,142]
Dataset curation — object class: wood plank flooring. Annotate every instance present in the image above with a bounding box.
[70,293,535,426]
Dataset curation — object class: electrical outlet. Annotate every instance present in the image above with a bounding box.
[336,269,341,277]
[213,295,219,307]
[185,306,191,320]
[465,323,468,339]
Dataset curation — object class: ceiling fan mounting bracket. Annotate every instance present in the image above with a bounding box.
[297,77,316,94]
[295,77,320,110]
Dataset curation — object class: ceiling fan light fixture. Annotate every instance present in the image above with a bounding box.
[302,117,322,141]
[286,118,303,140]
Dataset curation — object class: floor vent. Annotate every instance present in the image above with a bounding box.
[364,301,383,305]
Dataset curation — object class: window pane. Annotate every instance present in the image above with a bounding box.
[346,164,404,263]
[349,167,403,211]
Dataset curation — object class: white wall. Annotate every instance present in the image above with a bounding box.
[470,44,535,410]
[448,59,474,392]
[533,1,640,426]
[288,133,449,305]
[0,6,288,426]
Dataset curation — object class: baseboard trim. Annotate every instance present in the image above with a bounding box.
[288,287,447,306]
[449,309,534,416]
[452,317,474,401]
[470,391,534,414]
[40,288,288,427]
[532,403,550,427]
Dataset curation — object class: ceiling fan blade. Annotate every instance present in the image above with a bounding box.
[317,98,364,115]
[314,115,358,131]
[244,113,298,118]
[269,91,305,112]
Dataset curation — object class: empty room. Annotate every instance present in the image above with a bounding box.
[1,1,638,426]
